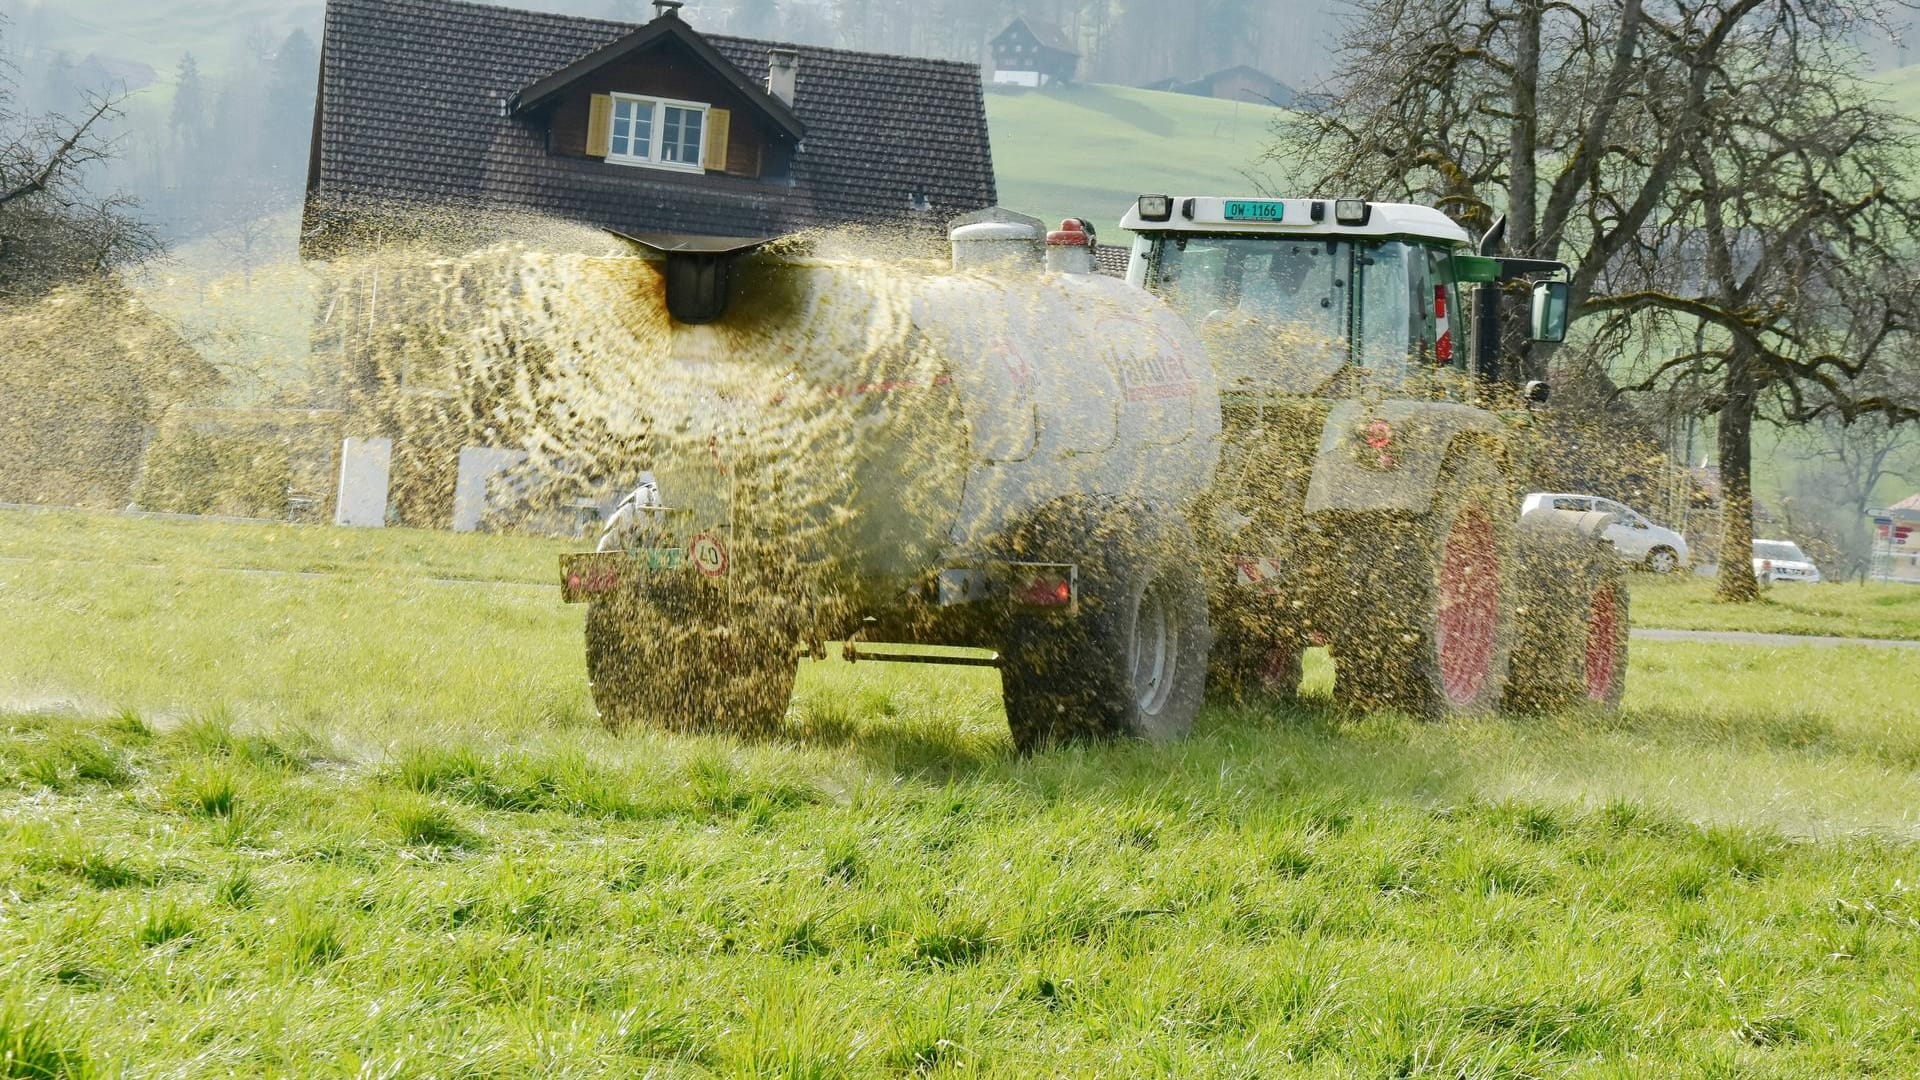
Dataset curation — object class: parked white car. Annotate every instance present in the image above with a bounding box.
[1752,539,1822,584]
[1522,493,1690,573]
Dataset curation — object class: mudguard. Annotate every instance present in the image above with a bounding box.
[1303,400,1510,515]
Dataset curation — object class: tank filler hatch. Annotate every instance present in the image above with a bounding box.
[607,230,776,325]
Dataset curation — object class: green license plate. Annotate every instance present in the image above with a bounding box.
[1223,200,1286,222]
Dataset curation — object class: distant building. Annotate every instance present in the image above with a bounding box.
[1871,494,1920,584]
[303,0,998,251]
[1147,65,1296,107]
[990,16,1078,88]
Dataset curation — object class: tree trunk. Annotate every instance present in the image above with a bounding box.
[1506,0,1545,382]
[1715,346,1762,602]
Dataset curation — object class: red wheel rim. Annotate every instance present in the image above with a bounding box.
[1584,586,1620,701]
[1257,647,1294,694]
[1436,507,1499,707]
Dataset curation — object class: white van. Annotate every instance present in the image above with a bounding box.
[1522,493,1690,573]
[1752,539,1822,584]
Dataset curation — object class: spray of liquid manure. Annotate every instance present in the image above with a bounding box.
[1,202,1694,746]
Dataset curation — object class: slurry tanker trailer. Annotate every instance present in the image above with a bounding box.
[559,199,1628,749]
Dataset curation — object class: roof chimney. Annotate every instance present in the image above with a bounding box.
[767,48,798,106]
[652,0,683,19]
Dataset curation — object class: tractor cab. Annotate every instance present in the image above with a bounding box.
[1119,196,1567,399]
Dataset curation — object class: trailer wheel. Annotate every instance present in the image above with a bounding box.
[1001,508,1211,753]
[584,587,797,738]
[1502,517,1630,712]
[1330,452,1514,718]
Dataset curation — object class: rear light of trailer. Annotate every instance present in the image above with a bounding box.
[1010,564,1077,610]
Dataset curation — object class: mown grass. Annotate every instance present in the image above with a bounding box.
[1632,573,1920,640]
[4,509,1920,1073]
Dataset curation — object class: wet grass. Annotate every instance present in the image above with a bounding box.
[2,511,1920,1073]
[1632,573,1920,640]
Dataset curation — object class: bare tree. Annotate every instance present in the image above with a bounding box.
[1282,0,1895,375]
[1779,414,1918,579]
[0,82,160,296]
[1590,29,1920,598]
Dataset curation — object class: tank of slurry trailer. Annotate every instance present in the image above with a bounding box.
[608,223,1220,610]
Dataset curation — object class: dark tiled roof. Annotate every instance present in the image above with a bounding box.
[307,0,996,248]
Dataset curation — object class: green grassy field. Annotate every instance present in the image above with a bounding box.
[3,509,1920,1075]
[985,82,1291,236]
[1632,573,1920,640]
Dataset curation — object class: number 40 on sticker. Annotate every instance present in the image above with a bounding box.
[688,533,729,577]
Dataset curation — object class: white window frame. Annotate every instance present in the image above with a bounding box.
[605,93,709,174]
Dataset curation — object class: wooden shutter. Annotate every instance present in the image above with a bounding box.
[586,94,612,158]
[701,108,731,171]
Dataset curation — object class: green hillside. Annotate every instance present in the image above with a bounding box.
[985,82,1293,237]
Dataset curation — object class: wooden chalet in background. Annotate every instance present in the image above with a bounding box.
[989,16,1079,88]
[1146,65,1298,108]
[302,0,998,253]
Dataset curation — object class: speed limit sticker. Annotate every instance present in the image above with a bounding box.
[687,533,729,578]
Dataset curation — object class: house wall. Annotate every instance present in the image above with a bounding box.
[544,38,788,179]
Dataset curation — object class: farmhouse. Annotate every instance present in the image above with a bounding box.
[989,16,1079,88]
[302,0,998,251]
[1148,65,1297,108]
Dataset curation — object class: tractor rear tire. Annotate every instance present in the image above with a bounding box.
[584,585,798,738]
[1000,507,1211,753]
[1329,452,1515,718]
[1504,536,1629,711]
[1207,611,1304,708]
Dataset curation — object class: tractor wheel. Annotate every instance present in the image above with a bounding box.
[1329,453,1514,718]
[1504,525,1631,711]
[584,585,798,738]
[1207,613,1304,707]
[1000,507,1211,753]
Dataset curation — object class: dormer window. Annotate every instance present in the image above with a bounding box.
[606,93,709,172]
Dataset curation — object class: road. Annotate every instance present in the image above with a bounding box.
[1630,628,1920,650]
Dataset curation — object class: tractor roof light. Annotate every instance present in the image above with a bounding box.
[1137,194,1173,222]
[1333,199,1372,226]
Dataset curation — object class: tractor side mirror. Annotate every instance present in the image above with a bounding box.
[1530,280,1569,343]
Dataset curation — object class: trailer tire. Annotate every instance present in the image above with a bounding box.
[1000,507,1210,753]
[584,586,797,738]
[1329,451,1515,718]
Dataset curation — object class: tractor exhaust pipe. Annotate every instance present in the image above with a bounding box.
[1474,215,1507,385]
